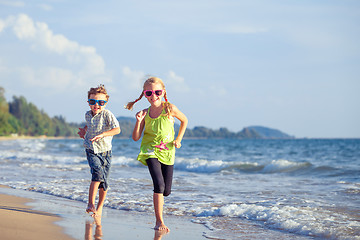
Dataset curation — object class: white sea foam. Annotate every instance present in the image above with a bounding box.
[195,203,360,239]
[175,157,232,173]
[175,157,310,174]
[261,159,311,173]
[111,155,141,167]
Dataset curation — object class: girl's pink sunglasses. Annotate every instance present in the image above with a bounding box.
[143,90,163,97]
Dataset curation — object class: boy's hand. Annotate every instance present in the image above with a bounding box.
[135,110,147,122]
[90,134,104,142]
[78,127,86,139]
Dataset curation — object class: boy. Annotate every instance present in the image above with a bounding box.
[78,84,120,217]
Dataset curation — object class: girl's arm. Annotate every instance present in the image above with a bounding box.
[171,104,188,148]
[132,109,147,141]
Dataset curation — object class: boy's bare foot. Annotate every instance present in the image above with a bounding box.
[154,221,170,232]
[86,204,97,215]
[96,206,103,217]
[93,214,102,225]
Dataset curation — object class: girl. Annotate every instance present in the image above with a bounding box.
[125,77,188,232]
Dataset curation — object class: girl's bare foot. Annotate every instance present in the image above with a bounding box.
[154,221,170,232]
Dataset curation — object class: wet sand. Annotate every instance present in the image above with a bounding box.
[0,185,207,240]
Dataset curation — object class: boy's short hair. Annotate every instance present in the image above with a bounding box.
[88,84,109,100]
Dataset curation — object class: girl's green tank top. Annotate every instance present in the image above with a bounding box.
[137,106,175,166]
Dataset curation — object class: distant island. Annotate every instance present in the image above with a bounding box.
[115,117,294,139]
[0,87,294,139]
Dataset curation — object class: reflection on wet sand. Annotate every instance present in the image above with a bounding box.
[85,216,103,240]
[84,215,171,240]
[154,230,169,240]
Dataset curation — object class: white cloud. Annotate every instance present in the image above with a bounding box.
[210,24,268,34]
[38,4,52,11]
[11,14,36,39]
[0,58,7,72]
[18,66,74,90]
[0,19,5,32]
[167,71,185,84]
[165,71,190,92]
[122,66,146,89]
[9,14,105,75]
[0,14,108,90]
[0,0,25,7]
[209,85,227,96]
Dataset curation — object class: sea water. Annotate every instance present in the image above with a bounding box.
[0,138,359,239]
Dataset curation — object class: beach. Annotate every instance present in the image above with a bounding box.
[0,185,207,240]
[0,185,74,240]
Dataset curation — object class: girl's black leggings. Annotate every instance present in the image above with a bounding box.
[146,158,174,197]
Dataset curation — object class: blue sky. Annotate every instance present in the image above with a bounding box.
[0,0,359,138]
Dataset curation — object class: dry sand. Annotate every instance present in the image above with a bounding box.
[0,186,74,240]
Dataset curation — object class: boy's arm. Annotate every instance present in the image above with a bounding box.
[171,104,188,148]
[90,127,120,142]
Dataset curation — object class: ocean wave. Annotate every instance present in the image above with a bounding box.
[2,145,343,178]
[260,159,312,173]
[111,156,142,167]
[174,157,312,175]
[195,203,360,239]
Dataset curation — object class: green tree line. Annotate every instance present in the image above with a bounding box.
[1,86,293,139]
[0,87,76,137]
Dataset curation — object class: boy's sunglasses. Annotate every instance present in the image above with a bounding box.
[143,90,163,97]
[88,99,107,106]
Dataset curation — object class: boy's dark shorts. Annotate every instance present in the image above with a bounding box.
[86,149,112,191]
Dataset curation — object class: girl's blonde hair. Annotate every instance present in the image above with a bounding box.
[125,77,171,117]
[88,84,109,100]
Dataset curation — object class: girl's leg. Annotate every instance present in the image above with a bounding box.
[161,164,173,197]
[146,158,170,232]
[153,192,168,231]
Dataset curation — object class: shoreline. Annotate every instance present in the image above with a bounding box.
[0,185,75,240]
[0,135,78,141]
[1,135,359,141]
[0,185,208,240]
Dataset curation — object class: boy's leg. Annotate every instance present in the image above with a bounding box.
[95,150,111,217]
[85,220,93,240]
[96,188,107,216]
[86,150,111,215]
[87,181,100,214]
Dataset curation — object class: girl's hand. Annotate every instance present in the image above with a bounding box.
[173,140,182,148]
[136,110,147,122]
[78,127,86,139]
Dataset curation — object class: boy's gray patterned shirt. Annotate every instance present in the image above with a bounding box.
[84,109,120,154]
